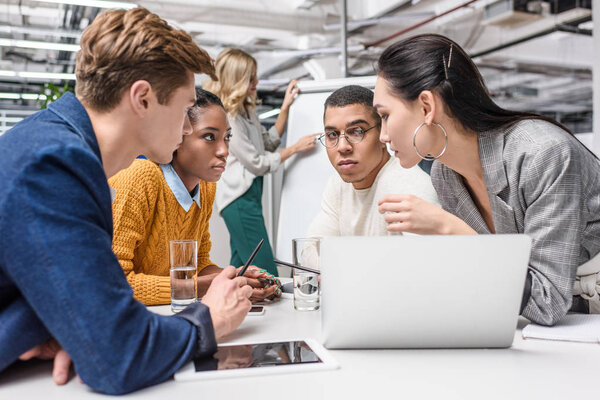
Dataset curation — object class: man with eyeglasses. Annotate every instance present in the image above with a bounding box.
[307,85,439,237]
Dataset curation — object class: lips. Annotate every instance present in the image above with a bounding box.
[338,159,357,170]
[212,164,226,171]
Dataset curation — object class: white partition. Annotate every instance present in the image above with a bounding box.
[274,76,376,274]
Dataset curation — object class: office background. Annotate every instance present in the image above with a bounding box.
[0,0,597,269]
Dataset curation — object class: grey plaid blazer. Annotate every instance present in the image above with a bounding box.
[431,119,600,326]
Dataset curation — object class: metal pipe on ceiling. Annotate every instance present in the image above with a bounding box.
[364,0,480,49]
[470,15,592,58]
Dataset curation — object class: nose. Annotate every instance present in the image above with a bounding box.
[336,134,353,153]
[379,124,389,144]
[182,114,193,136]
[217,140,229,158]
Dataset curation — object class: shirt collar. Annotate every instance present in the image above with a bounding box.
[47,92,101,162]
[159,163,201,212]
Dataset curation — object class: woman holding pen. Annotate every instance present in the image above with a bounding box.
[205,48,317,275]
[374,34,600,326]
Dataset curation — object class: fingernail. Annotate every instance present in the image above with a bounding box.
[55,372,67,384]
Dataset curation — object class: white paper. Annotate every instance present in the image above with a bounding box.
[522,314,600,343]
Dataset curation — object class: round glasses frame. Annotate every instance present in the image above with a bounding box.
[318,125,379,148]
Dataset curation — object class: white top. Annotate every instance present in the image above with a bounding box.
[215,111,282,213]
[307,157,440,237]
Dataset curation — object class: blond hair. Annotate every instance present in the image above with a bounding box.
[75,7,216,112]
[203,48,257,117]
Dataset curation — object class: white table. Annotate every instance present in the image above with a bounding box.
[1,297,599,399]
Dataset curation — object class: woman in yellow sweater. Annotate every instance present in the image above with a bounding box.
[109,89,280,305]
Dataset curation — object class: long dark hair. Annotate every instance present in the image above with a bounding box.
[376,34,572,135]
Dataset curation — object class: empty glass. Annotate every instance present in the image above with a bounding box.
[292,238,320,311]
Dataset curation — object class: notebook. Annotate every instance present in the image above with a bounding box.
[522,314,600,343]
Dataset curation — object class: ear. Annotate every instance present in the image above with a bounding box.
[128,80,153,117]
[417,90,436,125]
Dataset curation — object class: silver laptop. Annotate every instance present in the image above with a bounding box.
[320,235,531,349]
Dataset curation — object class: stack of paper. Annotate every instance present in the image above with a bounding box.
[522,314,600,343]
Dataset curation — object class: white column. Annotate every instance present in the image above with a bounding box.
[593,3,600,154]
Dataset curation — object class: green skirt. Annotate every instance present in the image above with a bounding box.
[221,177,277,275]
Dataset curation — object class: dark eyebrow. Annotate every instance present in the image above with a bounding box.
[200,127,220,132]
[346,119,370,127]
[373,104,381,110]
[324,125,338,131]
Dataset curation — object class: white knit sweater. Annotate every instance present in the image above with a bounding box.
[307,157,439,237]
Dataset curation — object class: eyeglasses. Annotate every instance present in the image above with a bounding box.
[318,125,379,148]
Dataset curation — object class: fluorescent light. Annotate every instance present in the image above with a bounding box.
[22,93,47,100]
[0,92,48,100]
[0,70,76,81]
[0,25,82,39]
[0,38,80,52]
[0,117,24,123]
[31,0,137,9]
[259,108,281,120]
[18,71,76,80]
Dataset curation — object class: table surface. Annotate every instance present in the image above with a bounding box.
[2,294,599,399]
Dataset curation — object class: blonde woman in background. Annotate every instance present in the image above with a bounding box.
[205,48,317,275]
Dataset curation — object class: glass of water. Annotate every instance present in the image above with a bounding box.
[169,239,197,313]
[292,238,320,311]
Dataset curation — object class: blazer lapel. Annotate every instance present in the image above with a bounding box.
[478,130,520,234]
[444,168,491,234]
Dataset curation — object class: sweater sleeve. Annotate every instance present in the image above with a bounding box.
[110,161,171,305]
[198,181,217,271]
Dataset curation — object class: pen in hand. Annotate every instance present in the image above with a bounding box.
[237,239,264,278]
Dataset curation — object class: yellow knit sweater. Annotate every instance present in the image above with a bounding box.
[109,159,216,305]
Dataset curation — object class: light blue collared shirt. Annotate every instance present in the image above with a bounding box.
[159,163,201,212]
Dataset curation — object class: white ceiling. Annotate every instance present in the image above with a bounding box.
[0,0,594,133]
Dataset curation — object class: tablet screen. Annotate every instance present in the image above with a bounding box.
[194,341,322,372]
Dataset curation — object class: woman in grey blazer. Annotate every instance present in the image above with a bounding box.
[373,34,600,326]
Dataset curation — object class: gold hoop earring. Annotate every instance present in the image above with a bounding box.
[412,122,448,161]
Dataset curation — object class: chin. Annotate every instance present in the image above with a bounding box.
[147,152,174,165]
[398,158,418,169]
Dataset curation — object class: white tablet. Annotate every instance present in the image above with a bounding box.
[174,338,338,381]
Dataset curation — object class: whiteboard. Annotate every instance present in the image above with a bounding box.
[275,76,377,266]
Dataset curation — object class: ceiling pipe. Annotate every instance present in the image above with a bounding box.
[470,15,592,58]
[364,0,480,49]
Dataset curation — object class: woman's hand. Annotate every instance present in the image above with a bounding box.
[281,79,300,111]
[378,194,476,235]
[237,266,281,301]
[293,133,319,154]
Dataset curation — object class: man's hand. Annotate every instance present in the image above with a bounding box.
[202,266,253,339]
[19,339,72,385]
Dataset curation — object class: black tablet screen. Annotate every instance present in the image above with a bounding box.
[194,340,322,372]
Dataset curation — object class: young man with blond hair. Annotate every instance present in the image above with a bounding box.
[0,8,252,394]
